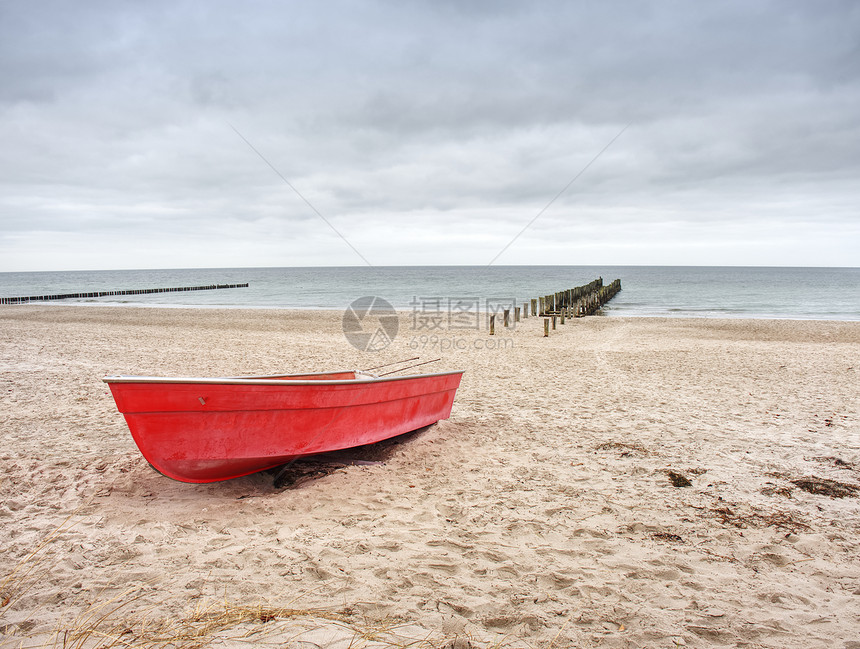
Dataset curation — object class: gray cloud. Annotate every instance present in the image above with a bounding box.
[1,0,858,269]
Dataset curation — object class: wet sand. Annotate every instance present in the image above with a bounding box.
[1,306,859,647]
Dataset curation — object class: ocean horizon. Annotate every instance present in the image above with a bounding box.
[0,265,858,321]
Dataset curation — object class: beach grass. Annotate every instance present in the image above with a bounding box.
[2,536,484,649]
[6,584,484,649]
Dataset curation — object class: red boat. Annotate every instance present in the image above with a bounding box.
[103,369,464,483]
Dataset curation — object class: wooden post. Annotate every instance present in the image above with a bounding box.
[503,309,510,327]
[531,299,537,317]
[523,302,528,318]
[544,318,549,337]
[560,309,565,325]
[515,306,520,322]
[539,297,545,316]
[552,315,557,330]
[489,314,495,335]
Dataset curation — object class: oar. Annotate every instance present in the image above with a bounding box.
[378,358,441,377]
[362,357,419,372]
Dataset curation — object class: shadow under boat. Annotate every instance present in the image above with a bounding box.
[268,424,435,489]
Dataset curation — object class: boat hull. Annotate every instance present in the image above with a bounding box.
[104,370,463,483]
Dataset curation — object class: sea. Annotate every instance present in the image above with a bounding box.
[0,266,858,321]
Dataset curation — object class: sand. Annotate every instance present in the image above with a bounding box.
[1,306,859,648]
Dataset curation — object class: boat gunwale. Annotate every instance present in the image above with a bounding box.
[102,369,464,387]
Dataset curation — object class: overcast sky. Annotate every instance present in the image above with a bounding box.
[1,1,858,271]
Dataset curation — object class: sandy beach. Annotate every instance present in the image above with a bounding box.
[1,306,859,648]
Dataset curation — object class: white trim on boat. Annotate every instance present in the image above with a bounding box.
[102,369,464,386]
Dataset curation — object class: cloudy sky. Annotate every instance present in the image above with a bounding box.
[1,1,858,271]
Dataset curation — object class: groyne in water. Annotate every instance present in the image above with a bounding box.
[491,277,622,336]
[0,283,249,305]
[536,277,622,317]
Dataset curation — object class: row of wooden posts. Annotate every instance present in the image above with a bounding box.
[488,278,622,336]
[0,283,249,305]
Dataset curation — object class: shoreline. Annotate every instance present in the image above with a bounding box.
[2,266,859,323]
[1,306,859,647]
[2,301,859,323]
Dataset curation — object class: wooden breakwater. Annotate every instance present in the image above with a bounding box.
[490,277,621,336]
[0,283,249,305]
[537,277,621,318]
